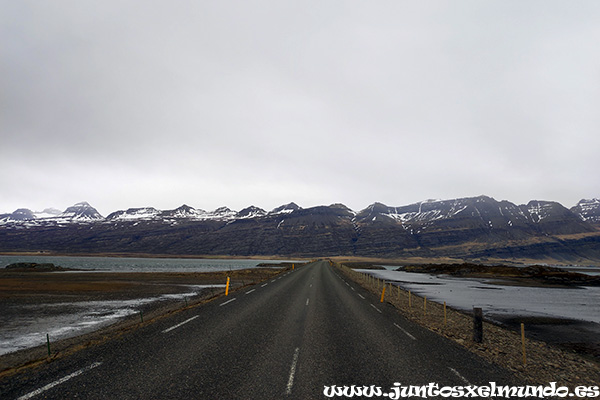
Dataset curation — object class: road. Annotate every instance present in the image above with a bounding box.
[1,260,522,399]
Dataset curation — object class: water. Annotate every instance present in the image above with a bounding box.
[0,255,302,272]
[0,256,301,356]
[359,268,600,325]
[0,285,224,356]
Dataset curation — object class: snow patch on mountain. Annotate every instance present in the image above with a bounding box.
[107,207,161,221]
[58,202,103,221]
[237,206,267,219]
[572,199,600,223]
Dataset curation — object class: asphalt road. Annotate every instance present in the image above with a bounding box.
[1,260,522,399]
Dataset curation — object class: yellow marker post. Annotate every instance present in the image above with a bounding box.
[225,276,230,296]
[380,283,386,303]
[521,323,527,365]
[292,263,295,270]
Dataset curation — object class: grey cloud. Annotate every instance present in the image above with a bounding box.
[1,1,599,215]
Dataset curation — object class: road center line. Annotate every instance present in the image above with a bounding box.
[285,347,300,395]
[261,283,268,287]
[219,298,237,306]
[350,286,355,291]
[370,304,382,313]
[448,367,472,386]
[245,289,256,295]
[17,362,102,400]
[393,323,417,340]
[306,298,309,306]
[163,316,199,333]
[358,294,365,299]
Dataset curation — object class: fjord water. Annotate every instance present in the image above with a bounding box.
[363,268,600,325]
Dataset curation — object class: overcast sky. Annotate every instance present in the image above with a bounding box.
[2,1,599,216]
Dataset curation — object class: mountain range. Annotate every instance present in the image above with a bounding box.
[1,196,600,263]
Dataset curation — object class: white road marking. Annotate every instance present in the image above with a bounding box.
[306,298,310,306]
[286,347,300,395]
[393,323,417,341]
[261,283,268,287]
[271,280,276,283]
[245,289,256,295]
[310,284,312,288]
[448,367,472,385]
[350,286,355,291]
[17,362,102,400]
[163,316,199,333]
[358,294,365,299]
[370,304,382,313]
[219,298,237,306]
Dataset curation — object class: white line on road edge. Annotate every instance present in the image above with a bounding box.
[219,298,237,306]
[448,367,472,386]
[17,362,102,400]
[245,289,256,295]
[370,304,382,313]
[393,323,417,341]
[286,347,300,395]
[358,294,365,299]
[163,316,199,333]
[306,298,310,306]
[350,286,355,291]
[261,283,268,287]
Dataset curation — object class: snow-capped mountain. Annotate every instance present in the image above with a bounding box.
[207,206,237,220]
[34,208,62,219]
[236,206,267,219]
[1,196,599,262]
[270,202,302,215]
[106,207,162,221]
[571,199,600,228]
[353,196,591,235]
[0,202,103,225]
[105,205,240,222]
[58,202,103,221]
[1,208,36,222]
[160,205,208,220]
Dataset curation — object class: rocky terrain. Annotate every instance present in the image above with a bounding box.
[1,196,600,263]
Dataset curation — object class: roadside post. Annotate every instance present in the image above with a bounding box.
[473,307,483,343]
[521,323,527,365]
[46,334,51,357]
[225,277,230,296]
